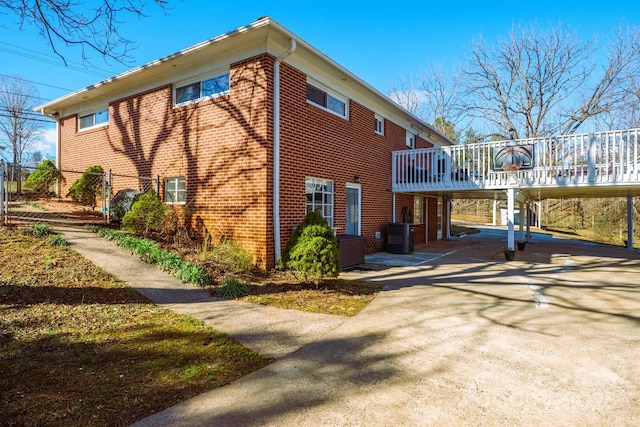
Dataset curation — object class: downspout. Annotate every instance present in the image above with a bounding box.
[273,39,296,264]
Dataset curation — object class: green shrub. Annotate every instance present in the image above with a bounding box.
[24,159,65,193]
[91,226,209,287]
[174,261,209,286]
[285,212,340,285]
[219,278,251,299]
[21,223,52,237]
[122,190,166,236]
[67,165,104,209]
[47,234,67,247]
[205,241,254,273]
[281,210,331,265]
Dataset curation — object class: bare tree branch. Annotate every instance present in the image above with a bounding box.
[0,75,42,167]
[462,23,599,139]
[419,63,466,140]
[0,0,168,64]
[386,75,424,118]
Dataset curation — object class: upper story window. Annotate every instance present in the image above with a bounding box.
[78,108,108,130]
[175,72,230,106]
[406,131,415,149]
[306,83,348,119]
[375,114,384,135]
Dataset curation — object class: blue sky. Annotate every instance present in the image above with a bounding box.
[0,0,636,157]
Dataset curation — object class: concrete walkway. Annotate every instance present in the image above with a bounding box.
[56,226,348,360]
[58,225,640,426]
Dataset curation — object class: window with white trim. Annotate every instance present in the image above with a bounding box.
[175,72,230,105]
[305,177,334,226]
[375,114,384,135]
[306,83,348,118]
[78,108,108,130]
[165,177,186,204]
[406,131,415,148]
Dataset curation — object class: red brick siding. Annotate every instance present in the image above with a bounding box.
[59,55,274,268]
[278,64,433,255]
[57,52,441,268]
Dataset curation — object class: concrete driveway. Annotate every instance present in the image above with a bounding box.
[134,227,640,426]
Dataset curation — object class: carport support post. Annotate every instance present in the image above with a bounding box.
[627,195,634,250]
[507,188,515,251]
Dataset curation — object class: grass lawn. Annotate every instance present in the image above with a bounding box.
[0,227,270,426]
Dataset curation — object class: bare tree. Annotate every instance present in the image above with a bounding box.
[387,75,424,118]
[420,63,465,140]
[462,23,640,139]
[561,26,640,134]
[0,76,42,191]
[0,0,168,64]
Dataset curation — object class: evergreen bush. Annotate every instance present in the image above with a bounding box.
[285,211,340,284]
[121,190,166,235]
[281,210,331,265]
[66,165,104,209]
[24,159,65,194]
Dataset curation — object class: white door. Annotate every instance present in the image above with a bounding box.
[346,184,361,235]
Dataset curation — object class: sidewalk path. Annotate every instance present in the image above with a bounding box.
[56,225,348,360]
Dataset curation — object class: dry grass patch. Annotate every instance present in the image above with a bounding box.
[239,277,382,316]
[0,226,269,427]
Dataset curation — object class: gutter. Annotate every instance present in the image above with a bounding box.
[273,38,296,264]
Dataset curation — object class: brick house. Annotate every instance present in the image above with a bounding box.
[36,17,452,269]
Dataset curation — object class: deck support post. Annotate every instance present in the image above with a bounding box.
[492,199,498,226]
[507,188,515,251]
[627,195,634,250]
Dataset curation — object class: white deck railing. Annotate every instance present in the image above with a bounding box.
[392,129,640,192]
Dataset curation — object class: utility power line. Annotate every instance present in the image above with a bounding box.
[0,41,115,78]
[0,113,52,123]
[0,74,76,92]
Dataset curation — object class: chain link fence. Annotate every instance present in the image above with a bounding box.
[0,160,159,226]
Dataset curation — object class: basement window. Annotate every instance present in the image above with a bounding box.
[165,177,186,204]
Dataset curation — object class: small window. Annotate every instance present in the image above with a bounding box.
[78,108,108,130]
[306,83,348,118]
[305,177,334,226]
[406,131,415,148]
[175,72,230,105]
[165,177,186,204]
[375,115,384,135]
